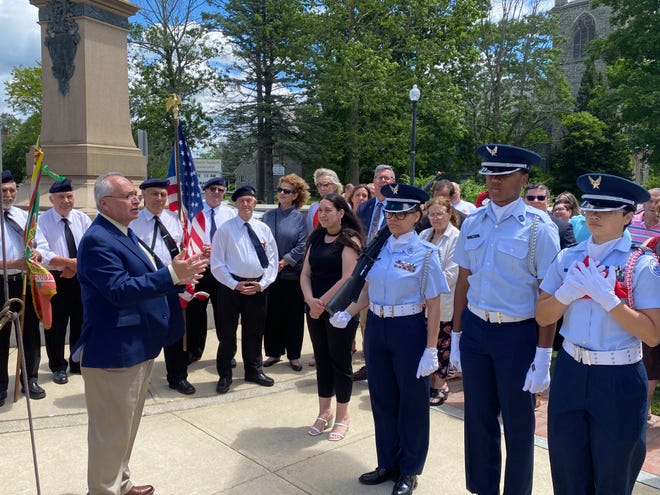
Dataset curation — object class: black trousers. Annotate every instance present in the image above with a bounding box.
[216,283,267,379]
[306,311,357,403]
[163,334,189,383]
[185,267,220,360]
[0,278,41,390]
[263,277,304,360]
[45,274,82,373]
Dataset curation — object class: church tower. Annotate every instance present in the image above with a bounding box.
[551,0,614,96]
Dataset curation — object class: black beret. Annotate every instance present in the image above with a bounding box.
[139,178,169,190]
[381,183,429,212]
[476,144,541,175]
[1,170,14,183]
[231,185,256,202]
[49,178,73,193]
[577,173,650,211]
[203,177,226,190]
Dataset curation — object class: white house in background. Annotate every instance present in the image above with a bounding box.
[194,158,223,184]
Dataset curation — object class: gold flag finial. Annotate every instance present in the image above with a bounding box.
[166,93,182,119]
[588,175,602,189]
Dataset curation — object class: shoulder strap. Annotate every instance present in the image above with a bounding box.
[420,247,433,299]
[623,245,652,310]
[527,215,540,277]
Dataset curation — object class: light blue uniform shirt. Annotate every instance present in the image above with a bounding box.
[454,198,560,318]
[540,236,660,351]
[366,231,449,306]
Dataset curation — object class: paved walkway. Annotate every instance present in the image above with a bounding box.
[1,328,658,495]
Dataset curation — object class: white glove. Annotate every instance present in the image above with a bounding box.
[573,261,620,312]
[554,262,587,305]
[329,310,351,329]
[522,347,552,394]
[416,347,439,378]
[449,331,462,373]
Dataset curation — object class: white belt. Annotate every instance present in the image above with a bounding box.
[467,303,529,324]
[369,302,424,318]
[562,340,643,366]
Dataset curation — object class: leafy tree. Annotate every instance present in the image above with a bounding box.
[204,0,309,201]
[456,0,573,176]
[550,111,631,195]
[0,114,41,180]
[129,0,224,177]
[4,64,42,117]
[592,0,659,172]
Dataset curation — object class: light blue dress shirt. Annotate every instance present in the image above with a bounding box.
[366,231,449,306]
[540,236,660,351]
[454,198,560,318]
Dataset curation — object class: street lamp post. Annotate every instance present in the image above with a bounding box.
[409,84,420,186]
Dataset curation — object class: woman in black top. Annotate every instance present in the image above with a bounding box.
[300,193,363,441]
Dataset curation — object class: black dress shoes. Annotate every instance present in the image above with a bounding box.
[245,372,274,387]
[22,381,46,400]
[262,357,281,367]
[53,370,68,384]
[359,467,400,485]
[289,361,303,372]
[168,378,196,395]
[392,475,418,495]
[216,376,232,394]
[0,389,7,407]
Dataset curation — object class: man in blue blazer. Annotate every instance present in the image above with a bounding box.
[73,173,207,495]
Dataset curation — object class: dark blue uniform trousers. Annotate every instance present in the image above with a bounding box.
[364,311,430,475]
[460,308,537,495]
[548,349,647,495]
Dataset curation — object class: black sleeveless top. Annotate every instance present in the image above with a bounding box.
[308,230,344,298]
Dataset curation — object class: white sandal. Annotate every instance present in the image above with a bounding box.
[308,416,333,436]
[328,421,349,441]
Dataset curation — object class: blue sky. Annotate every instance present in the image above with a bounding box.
[0,1,41,116]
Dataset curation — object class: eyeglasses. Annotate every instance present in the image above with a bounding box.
[315,181,332,188]
[104,192,142,201]
[552,207,569,213]
[207,186,225,193]
[385,211,414,220]
[374,175,395,182]
[428,211,447,218]
[525,195,547,201]
[277,187,294,194]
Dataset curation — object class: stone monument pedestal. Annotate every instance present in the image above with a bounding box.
[27,0,145,214]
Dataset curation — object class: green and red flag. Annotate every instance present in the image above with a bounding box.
[23,147,64,329]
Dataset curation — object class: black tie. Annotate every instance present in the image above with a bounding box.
[209,207,218,241]
[4,210,24,237]
[152,215,180,259]
[245,222,268,269]
[62,218,77,258]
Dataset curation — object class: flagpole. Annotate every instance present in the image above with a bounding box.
[166,94,184,224]
[166,94,188,353]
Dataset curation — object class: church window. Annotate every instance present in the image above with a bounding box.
[573,14,596,59]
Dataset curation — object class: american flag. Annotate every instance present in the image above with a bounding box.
[167,125,208,306]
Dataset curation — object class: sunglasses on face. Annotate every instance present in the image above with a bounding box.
[277,187,293,194]
[315,181,332,188]
[525,195,547,201]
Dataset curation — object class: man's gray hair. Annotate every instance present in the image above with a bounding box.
[94,172,123,210]
[373,164,395,178]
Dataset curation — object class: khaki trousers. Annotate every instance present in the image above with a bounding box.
[82,359,154,495]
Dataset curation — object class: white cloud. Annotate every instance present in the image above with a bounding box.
[0,1,41,115]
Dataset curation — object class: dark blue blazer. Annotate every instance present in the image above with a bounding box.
[73,215,184,368]
[357,197,378,232]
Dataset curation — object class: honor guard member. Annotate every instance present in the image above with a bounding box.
[450,145,560,495]
[210,185,278,394]
[0,170,45,404]
[537,174,660,495]
[332,183,450,495]
[185,177,235,363]
[129,178,195,395]
[35,178,91,384]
